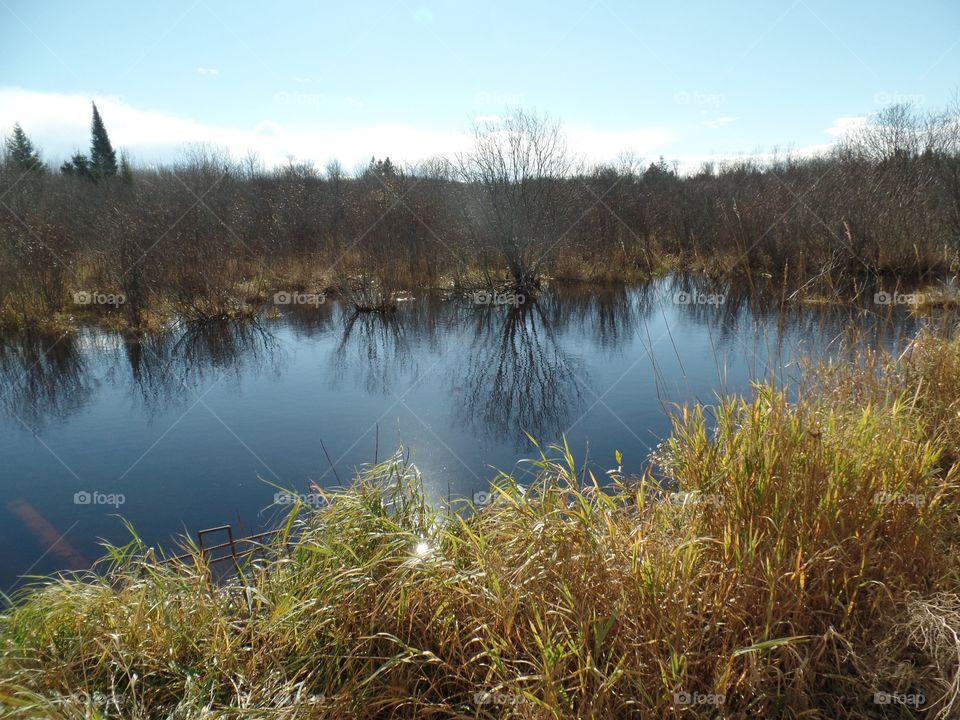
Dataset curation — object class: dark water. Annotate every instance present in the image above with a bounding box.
[0,278,932,591]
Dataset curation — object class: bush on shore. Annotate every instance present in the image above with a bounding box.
[2,102,959,331]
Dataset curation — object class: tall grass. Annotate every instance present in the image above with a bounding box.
[2,330,960,718]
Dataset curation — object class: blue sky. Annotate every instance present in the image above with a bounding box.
[1,0,957,169]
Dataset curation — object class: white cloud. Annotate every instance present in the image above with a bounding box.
[0,87,463,168]
[824,115,866,137]
[566,125,675,163]
[671,143,834,175]
[701,116,737,129]
[0,88,676,171]
[196,67,220,76]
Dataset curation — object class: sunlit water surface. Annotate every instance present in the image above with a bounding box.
[0,279,934,589]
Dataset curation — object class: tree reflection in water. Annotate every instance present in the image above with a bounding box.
[458,300,585,446]
[0,331,92,431]
[120,319,284,417]
[334,309,411,396]
[0,281,932,450]
[331,295,451,396]
[538,281,648,351]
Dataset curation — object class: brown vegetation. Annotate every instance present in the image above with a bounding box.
[1,103,958,330]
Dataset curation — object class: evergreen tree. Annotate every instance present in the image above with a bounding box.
[61,152,91,178]
[119,151,134,184]
[4,123,44,173]
[367,156,397,178]
[89,102,117,179]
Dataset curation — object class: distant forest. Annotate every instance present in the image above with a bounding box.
[2,101,959,328]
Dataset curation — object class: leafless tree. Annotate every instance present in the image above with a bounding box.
[456,109,580,293]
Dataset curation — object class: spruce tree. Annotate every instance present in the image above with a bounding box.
[4,123,44,173]
[61,152,91,178]
[119,151,134,184]
[89,102,117,179]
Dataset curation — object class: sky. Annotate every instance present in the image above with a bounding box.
[1,0,958,172]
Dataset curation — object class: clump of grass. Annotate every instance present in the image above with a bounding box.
[341,277,399,313]
[0,301,76,335]
[3,333,960,718]
[913,283,960,311]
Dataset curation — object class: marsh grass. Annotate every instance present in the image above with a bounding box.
[3,331,960,718]
[341,277,400,313]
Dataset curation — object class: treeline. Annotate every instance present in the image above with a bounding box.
[1,102,959,328]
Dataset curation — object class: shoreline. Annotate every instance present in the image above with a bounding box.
[3,267,957,336]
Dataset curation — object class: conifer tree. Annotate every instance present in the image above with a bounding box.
[89,102,117,179]
[61,151,91,178]
[4,123,44,173]
[119,151,134,184]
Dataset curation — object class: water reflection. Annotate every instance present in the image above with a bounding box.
[0,278,941,442]
[277,300,337,338]
[334,310,411,395]
[457,302,585,444]
[118,320,285,417]
[1,277,948,591]
[538,282,647,350]
[0,331,92,430]
[326,297,586,445]
[665,275,932,377]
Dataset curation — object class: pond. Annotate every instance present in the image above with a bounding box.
[0,277,932,591]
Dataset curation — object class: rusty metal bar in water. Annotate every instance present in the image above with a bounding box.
[160,526,283,566]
